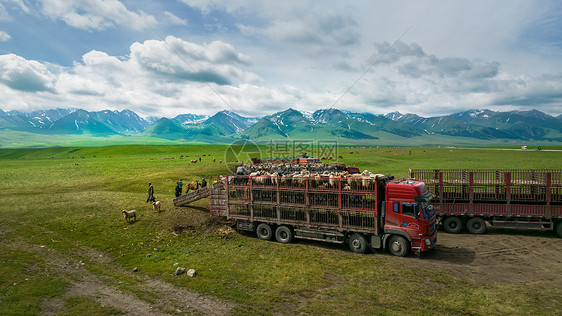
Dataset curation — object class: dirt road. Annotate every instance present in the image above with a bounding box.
[415,229,562,284]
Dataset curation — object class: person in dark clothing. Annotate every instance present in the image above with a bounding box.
[178,179,183,195]
[174,181,181,197]
[199,157,201,162]
[147,182,155,202]
[201,178,207,188]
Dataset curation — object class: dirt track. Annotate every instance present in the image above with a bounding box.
[414,229,562,284]
[174,205,562,286]
[8,207,560,315]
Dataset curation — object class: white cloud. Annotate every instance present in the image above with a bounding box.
[0,0,30,14]
[182,1,360,57]
[164,11,188,26]
[2,0,562,118]
[0,36,267,117]
[2,34,562,118]
[338,42,562,116]
[0,30,10,41]
[0,54,55,92]
[237,11,359,57]
[129,36,257,85]
[38,0,157,31]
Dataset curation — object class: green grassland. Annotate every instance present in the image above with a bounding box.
[0,145,561,315]
[3,128,562,148]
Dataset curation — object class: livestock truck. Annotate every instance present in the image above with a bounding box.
[207,172,437,257]
[409,169,562,237]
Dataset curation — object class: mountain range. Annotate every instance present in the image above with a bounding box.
[1,107,561,147]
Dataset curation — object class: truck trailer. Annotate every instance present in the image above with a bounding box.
[207,172,437,257]
[409,169,562,237]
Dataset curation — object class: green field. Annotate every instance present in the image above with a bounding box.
[2,128,562,148]
[0,145,561,315]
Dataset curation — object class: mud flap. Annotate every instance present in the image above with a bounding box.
[370,235,382,250]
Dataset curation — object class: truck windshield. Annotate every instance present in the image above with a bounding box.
[421,202,434,219]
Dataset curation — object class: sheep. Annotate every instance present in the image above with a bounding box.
[270,172,279,185]
[122,210,136,222]
[152,201,161,212]
[347,173,363,190]
[329,172,347,188]
[190,159,197,163]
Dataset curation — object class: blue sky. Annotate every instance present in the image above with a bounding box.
[0,0,561,118]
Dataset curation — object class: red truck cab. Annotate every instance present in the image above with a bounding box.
[384,179,437,254]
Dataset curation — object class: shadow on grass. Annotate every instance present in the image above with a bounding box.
[182,205,210,213]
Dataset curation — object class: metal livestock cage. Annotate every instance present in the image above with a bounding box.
[222,175,383,234]
[409,169,562,204]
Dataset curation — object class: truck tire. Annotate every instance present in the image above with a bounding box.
[275,226,293,244]
[556,221,562,238]
[349,233,367,254]
[388,236,409,257]
[443,216,463,234]
[467,217,487,234]
[256,223,273,241]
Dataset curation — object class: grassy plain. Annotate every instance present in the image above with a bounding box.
[0,145,561,315]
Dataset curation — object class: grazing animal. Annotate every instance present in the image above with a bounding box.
[122,210,136,222]
[191,159,197,164]
[185,181,200,193]
[152,201,161,212]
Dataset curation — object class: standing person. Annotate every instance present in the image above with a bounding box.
[236,164,247,175]
[147,182,155,202]
[199,156,201,162]
[201,178,207,188]
[178,179,183,195]
[174,181,181,197]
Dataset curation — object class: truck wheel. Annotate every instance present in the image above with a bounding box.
[388,236,409,257]
[256,223,273,241]
[443,216,463,234]
[349,233,367,254]
[275,226,293,244]
[556,221,562,238]
[467,217,487,234]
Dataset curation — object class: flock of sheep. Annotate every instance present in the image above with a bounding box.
[232,162,388,190]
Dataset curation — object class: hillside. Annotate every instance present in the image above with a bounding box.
[1,106,561,147]
[141,118,187,140]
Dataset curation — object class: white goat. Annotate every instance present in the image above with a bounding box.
[122,210,136,222]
